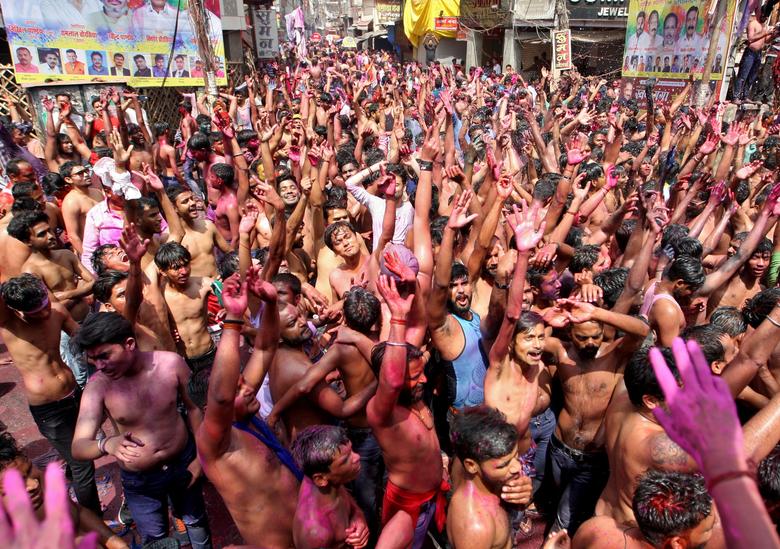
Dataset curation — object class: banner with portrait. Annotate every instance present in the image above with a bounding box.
[0,0,228,87]
[620,0,737,106]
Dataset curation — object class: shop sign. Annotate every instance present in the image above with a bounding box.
[435,17,459,31]
[568,0,628,20]
[459,0,511,30]
[552,29,572,70]
[377,0,402,24]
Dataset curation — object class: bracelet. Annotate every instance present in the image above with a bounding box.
[222,323,242,332]
[233,152,244,158]
[385,341,407,347]
[418,160,433,172]
[767,315,780,329]
[494,281,510,290]
[390,318,407,325]
[97,435,111,456]
[564,210,577,216]
[706,469,756,492]
[223,318,245,325]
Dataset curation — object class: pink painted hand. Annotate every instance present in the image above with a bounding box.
[0,463,98,549]
[648,338,745,477]
[220,273,248,316]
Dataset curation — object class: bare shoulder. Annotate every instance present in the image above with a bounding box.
[647,430,695,471]
[573,515,633,549]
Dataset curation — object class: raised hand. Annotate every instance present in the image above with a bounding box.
[446,190,478,229]
[251,178,285,211]
[247,265,277,301]
[42,96,56,113]
[221,273,249,316]
[557,298,596,323]
[648,338,744,476]
[735,159,762,180]
[119,223,149,264]
[140,162,163,191]
[707,180,727,206]
[239,203,259,234]
[377,274,414,319]
[1,462,99,549]
[383,248,416,283]
[110,130,133,165]
[506,201,546,253]
[767,183,780,216]
[605,164,618,190]
[720,121,740,146]
[496,174,513,200]
[213,113,235,139]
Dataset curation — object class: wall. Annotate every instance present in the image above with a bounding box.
[416,38,467,65]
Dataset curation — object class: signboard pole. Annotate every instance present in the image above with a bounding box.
[695,0,726,106]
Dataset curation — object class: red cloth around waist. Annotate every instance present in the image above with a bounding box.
[381,477,450,533]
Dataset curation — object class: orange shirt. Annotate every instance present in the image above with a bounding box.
[64,61,86,75]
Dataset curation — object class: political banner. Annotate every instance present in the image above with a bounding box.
[1,0,227,88]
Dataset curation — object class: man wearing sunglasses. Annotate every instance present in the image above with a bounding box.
[60,161,104,258]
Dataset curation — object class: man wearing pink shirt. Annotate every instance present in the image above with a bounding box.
[14,48,39,74]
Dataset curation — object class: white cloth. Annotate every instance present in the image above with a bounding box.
[93,157,142,199]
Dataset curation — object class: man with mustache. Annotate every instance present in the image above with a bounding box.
[540,299,649,536]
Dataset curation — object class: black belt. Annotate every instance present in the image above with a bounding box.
[550,433,607,464]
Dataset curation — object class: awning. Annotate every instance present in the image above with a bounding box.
[512,0,554,22]
[356,28,389,41]
[352,16,373,30]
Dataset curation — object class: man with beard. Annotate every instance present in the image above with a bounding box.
[368,275,448,549]
[639,256,705,346]
[527,266,563,314]
[195,271,301,547]
[291,426,370,549]
[267,280,378,442]
[428,191,489,414]
[540,299,649,536]
[447,406,528,549]
[167,184,232,278]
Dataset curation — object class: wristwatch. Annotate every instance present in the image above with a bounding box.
[419,160,433,172]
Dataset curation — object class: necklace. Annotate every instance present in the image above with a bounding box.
[410,404,434,430]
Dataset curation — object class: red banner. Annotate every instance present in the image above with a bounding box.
[435,17,459,31]
[552,29,572,71]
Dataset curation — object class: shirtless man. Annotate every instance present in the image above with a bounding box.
[268,286,378,441]
[166,184,231,278]
[428,191,489,414]
[596,320,780,527]
[367,275,447,549]
[267,287,383,536]
[291,425,370,549]
[208,163,240,248]
[71,312,211,548]
[91,227,178,352]
[0,274,100,514]
[541,299,648,535]
[154,241,215,374]
[485,205,550,466]
[152,122,184,187]
[325,221,371,300]
[447,406,527,549]
[42,96,90,172]
[0,204,34,282]
[126,121,154,174]
[640,256,705,346]
[575,470,715,548]
[196,271,301,547]
[60,161,103,257]
[734,9,769,101]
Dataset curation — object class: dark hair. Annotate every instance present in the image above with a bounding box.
[450,405,519,464]
[758,445,780,503]
[634,470,711,546]
[210,163,235,187]
[594,267,629,309]
[514,310,544,336]
[6,158,31,177]
[11,181,38,199]
[10,196,41,215]
[625,347,680,407]
[323,221,356,251]
[133,54,145,62]
[663,256,705,291]
[0,273,47,311]
[154,242,191,271]
[570,244,601,274]
[565,226,584,249]
[753,237,773,257]
[673,237,703,259]
[451,263,469,283]
[533,173,560,202]
[93,270,128,303]
[237,129,258,148]
[187,132,210,151]
[153,122,169,138]
[73,312,134,352]
[369,341,423,376]
[0,431,22,468]
[709,307,747,338]
[92,243,120,275]
[218,251,239,280]
[742,288,780,328]
[660,224,690,251]
[166,184,190,205]
[680,324,725,364]
[291,425,349,477]
[59,160,82,179]
[343,287,381,334]
[125,196,160,224]
[527,266,552,289]
[272,272,302,296]
[42,172,68,196]
[7,210,49,242]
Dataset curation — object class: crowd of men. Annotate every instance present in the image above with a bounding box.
[1,27,780,549]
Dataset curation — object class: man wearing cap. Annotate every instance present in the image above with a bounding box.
[80,151,141,272]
